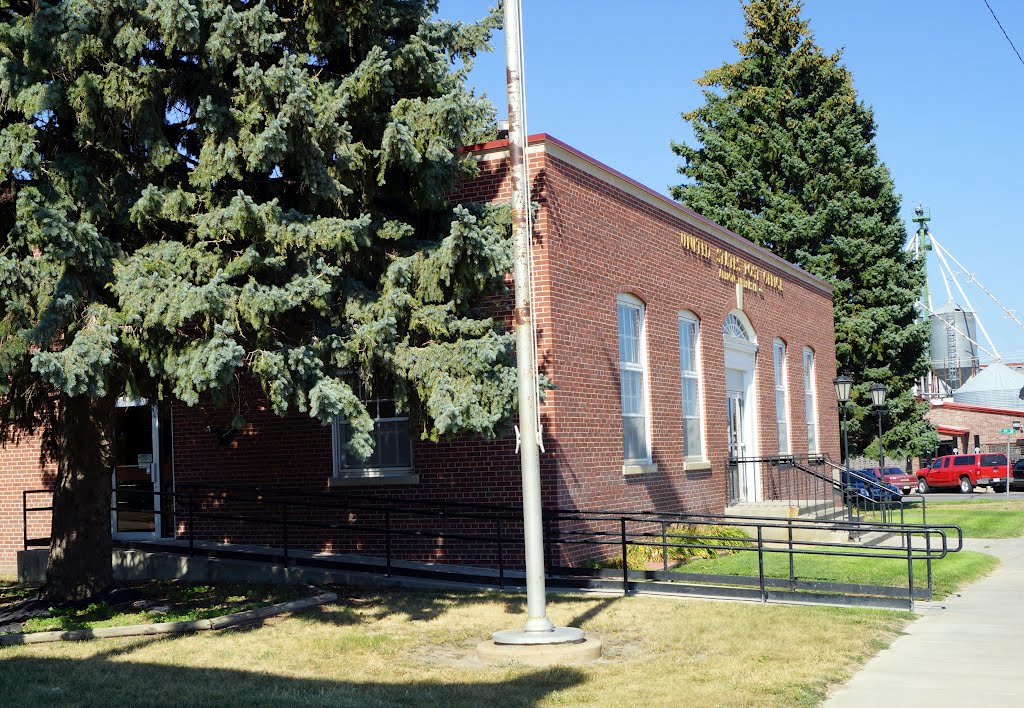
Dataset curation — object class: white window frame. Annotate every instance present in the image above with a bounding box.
[331,398,417,486]
[773,339,791,455]
[803,347,819,454]
[678,311,706,462]
[617,294,653,469]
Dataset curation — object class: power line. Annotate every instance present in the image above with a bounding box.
[984,0,1024,68]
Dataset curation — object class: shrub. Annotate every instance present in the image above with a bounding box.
[602,524,752,570]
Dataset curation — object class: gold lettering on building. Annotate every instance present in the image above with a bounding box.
[762,270,784,293]
[678,231,783,295]
[680,232,713,260]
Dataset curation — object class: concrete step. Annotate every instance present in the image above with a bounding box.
[724,502,885,544]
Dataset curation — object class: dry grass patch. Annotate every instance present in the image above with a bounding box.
[0,588,910,707]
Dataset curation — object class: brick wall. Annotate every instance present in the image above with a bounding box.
[0,434,55,575]
[526,141,839,529]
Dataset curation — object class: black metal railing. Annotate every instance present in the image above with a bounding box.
[22,483,957,610]
[728,454,927,526]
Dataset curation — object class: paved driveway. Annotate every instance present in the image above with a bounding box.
[824,536,1024,707]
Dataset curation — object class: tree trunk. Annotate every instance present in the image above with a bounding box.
[44,395,115,603]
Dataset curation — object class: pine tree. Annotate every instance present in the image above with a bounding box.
[0,0,514,601]
[671,0,934,459]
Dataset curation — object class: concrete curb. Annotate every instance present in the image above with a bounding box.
[0,589,336,646]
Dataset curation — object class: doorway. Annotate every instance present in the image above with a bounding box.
[723,311,759,503]
[726,368,758,501]
[112,401,172,538]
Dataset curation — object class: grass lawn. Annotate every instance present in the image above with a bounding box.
[889,499,1024,538]
[671,548,997,598]
[667,497,1023,599]
[0,588,911,707]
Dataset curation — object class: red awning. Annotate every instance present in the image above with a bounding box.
[936,425,970,436]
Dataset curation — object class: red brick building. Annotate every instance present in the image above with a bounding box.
[926,401,1024,461]
[0,135,841,574]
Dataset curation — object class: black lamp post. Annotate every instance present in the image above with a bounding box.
[834,375,856,524]
[870,383,888,469]
[833,375,853,465]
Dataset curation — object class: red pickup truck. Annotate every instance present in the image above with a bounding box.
[917,453,1009,494]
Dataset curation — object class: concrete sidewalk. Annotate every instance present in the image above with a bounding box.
[825,536,1024,707]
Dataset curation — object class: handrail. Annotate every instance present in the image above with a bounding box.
[727,454,927,527]
[21,483,961,610]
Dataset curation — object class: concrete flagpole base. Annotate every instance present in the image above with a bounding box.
[491,626,586,645]
[478,628,602,665]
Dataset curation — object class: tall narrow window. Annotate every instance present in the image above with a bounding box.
[773,339,790,454]
[678,312,704,460]
[618,295,650,464]
[803,347,818,453]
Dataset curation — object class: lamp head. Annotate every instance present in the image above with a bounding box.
[869,383,887,408]
[833,375,853,404]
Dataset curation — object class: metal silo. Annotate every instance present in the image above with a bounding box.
[930,300,979,390]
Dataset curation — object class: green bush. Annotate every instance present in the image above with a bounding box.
[603,524,752,570]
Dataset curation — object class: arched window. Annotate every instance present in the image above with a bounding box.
[803,347,819,453]
[678,311,704,460]
[723,313,752,340]
[773,339,791,454]
[617,294,650,464]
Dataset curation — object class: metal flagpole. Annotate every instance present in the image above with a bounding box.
[491,0,583,647]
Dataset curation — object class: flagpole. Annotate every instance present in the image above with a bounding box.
[488,0,588,650]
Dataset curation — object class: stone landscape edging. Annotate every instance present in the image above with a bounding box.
[0,589,337,646]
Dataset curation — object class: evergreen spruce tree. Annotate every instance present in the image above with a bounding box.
[671,0,934,459]
[0,0,514,601]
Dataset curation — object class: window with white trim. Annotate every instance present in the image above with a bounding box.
[803,347,818,453]
[678,312,704,460]
[332,398,412,479]
[617,295,650,464]
[773,339,791,454]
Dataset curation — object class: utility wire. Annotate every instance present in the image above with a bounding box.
[984,0,1024,67]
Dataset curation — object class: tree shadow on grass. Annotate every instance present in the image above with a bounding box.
[329,588,524,624]
[329,587,622,628]
[0,656,587,707]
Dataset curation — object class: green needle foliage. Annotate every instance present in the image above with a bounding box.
[0,0,513,600]
[671,0,934,458]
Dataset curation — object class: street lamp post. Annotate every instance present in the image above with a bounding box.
[833,375,854,523]
[870,383,888,470]
[833,375,853,465]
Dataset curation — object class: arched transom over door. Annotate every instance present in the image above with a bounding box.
[723,311,760,503]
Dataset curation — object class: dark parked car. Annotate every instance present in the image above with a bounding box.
[841,468,901,502]
[1012,459,1024,489]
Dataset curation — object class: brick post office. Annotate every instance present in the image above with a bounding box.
[0,134,840,574]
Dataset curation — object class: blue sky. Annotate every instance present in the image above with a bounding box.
[437,0,1024,364]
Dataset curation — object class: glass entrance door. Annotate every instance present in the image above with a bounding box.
[726,393,746,461]
[727,391,751,502]
[113,404,160,536]
[727,368,759,502]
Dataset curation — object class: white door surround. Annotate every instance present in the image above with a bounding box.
[724,312,759,502]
